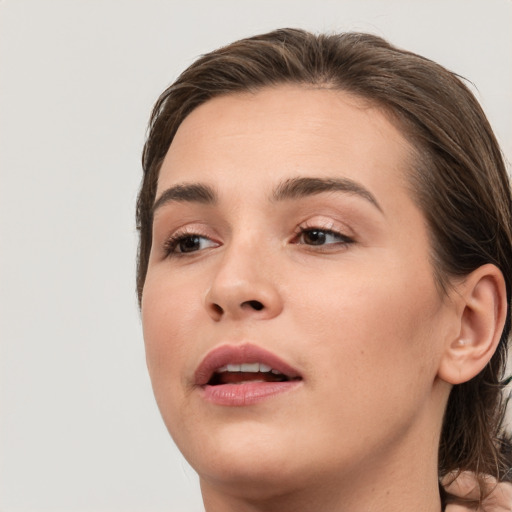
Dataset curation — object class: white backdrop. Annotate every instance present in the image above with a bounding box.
[1,1,511,511]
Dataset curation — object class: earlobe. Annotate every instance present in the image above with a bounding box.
[437,264,507,385]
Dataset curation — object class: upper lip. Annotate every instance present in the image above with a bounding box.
[194,343,302,386]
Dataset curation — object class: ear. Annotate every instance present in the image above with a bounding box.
[437,264,508,385]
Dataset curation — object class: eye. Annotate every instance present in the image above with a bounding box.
[295,227,354,247]
[164,233,219,256]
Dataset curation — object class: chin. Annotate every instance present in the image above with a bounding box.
[172,418,316,493]
[197,455,315,503]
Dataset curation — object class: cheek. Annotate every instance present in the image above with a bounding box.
[290,260,442,393]
[141,270,202,394]
[287,265,444,454]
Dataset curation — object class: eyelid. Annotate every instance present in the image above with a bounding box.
[162,224,220,257]
[295,217,354,237]
[291,218,356,246]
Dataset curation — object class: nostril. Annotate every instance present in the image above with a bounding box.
[243,300,264,311]
[212,303,224,315]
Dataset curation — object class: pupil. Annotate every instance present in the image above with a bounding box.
[180,236,200,252]
[305,230,326,245]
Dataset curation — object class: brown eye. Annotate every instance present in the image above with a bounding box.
[177,236,203,253]
[297,228,354,246]
[165,234,218,256]
[301,230,327,245]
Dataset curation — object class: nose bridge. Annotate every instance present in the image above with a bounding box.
[204,230,283,320]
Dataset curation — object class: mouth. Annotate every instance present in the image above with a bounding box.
[195,344,302,406]
[208,362,293,385]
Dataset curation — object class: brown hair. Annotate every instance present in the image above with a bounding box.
[137,28,512,489]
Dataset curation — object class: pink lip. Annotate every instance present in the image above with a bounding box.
[194,343,302,406]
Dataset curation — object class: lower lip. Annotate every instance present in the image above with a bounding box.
[200,381,301,406]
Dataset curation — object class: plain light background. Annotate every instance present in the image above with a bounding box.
[0,1,511,511]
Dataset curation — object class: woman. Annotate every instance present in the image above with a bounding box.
[136,29,511,511]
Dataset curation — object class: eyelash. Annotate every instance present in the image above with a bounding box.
[163,225,354,258]
[293,225,355,248]
[163,229,218,257]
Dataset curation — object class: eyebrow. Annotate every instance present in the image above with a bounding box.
[272,176,383,212]
[152,183,217,214]
[152,176,383,215]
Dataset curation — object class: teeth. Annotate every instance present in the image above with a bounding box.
[216,363,280,373]
[241,363,259,372]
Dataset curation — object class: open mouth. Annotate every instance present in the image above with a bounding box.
[195,344,303,405]
[207,362,296,386]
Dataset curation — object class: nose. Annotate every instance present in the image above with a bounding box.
[204,240,284,322]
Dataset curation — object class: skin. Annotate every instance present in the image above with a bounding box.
[442,473,512,512]
[141,86,505,512]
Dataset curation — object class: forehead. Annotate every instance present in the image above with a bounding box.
[157,85,414,208]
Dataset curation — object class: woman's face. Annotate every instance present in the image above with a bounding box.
[141,86,454,494]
